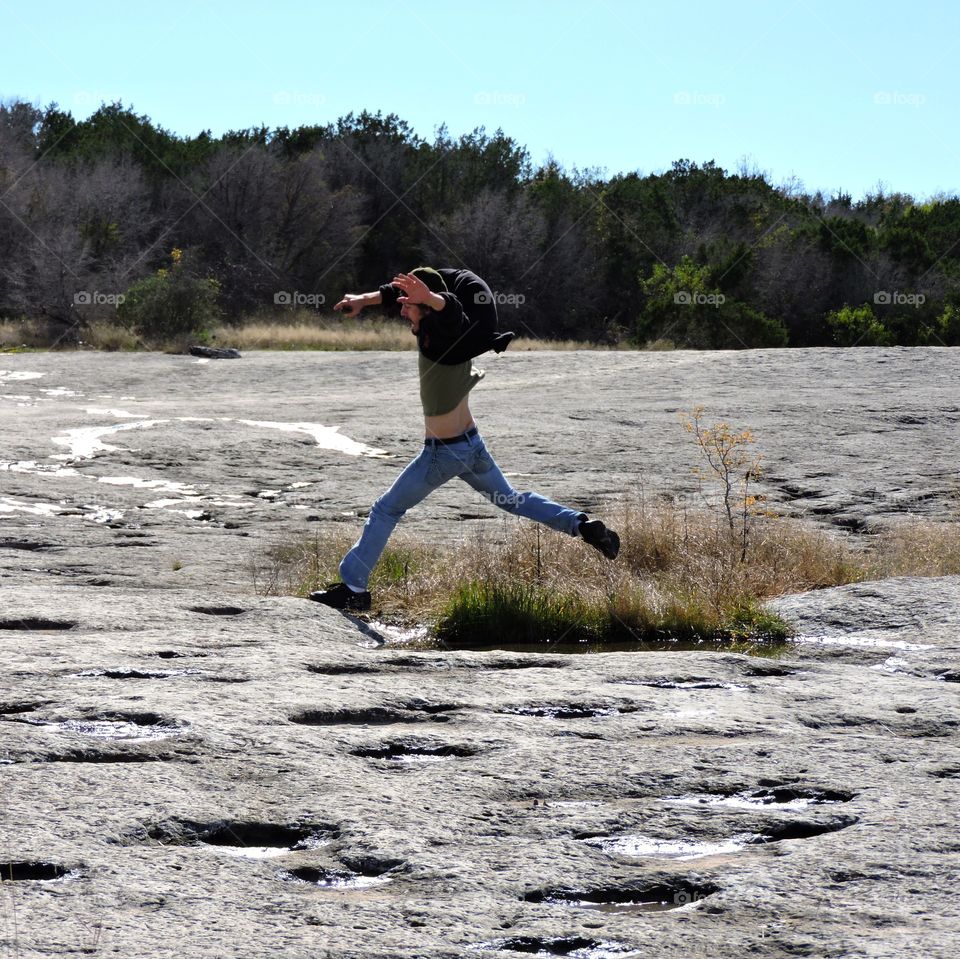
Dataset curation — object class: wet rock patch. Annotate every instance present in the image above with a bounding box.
[187,605,247,616]
[580,817,857,859]
[140,819,337,857]
[279,857,401,888]
[20,710,185,742]
[581,832,765,860]
[351,740,479,762]
[480,658,568,671]
[291,701,459,726]
[75,667,198,680]
[291,706,432,726]
[740,663,796,677]
[0,617,77,630]
[615,678,748,691]
[306,663,380,675]
[664,786,856,810]
[0,539,57,551]
[36,747,180,764]
[498,703,640,720]
[761,816,859,842]
[929,765,960,779]
[0,701,44,716]
[1,861,74,881]
[523,879,720,912]
[476,935,639,957]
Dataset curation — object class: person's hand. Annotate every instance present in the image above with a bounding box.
[393,273,434,307]
[334,294,365,317]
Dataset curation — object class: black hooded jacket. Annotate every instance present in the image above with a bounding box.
[378,268,515,364]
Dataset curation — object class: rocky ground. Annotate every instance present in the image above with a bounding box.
[1,347,959,958]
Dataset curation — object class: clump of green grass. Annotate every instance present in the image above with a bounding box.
[434,580,790,652]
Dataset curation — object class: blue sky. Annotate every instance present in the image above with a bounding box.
[2,0,957,200]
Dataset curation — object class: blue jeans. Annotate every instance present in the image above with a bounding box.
[339,429,585,590]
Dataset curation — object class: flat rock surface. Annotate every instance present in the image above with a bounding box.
[2,348,959,958]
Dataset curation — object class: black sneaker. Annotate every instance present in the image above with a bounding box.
[579,518,620,560]
[308,582,372,612]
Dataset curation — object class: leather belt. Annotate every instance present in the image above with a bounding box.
[424,425,479,446]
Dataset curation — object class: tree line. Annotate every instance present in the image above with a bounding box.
[1,99,958,348]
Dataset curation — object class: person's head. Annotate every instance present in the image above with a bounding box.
[400,266,447,333]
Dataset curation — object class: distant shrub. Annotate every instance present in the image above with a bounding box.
[640,257,787,349]
[119,248,220,344]
[826,304,893,347]
[926,303,960,346]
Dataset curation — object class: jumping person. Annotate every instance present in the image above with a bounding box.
[335,265,515,363]
[309,267,619,612]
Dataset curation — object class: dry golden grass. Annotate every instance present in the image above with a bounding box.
[213,314,613,352]
[866,518,960,578]
[2,310,622,353]
[211,314,417,351]
[0,319,46,350]
[84,320,142,351]
[509,337,625,351]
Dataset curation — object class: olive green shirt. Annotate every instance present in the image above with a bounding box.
[418,353,484,416]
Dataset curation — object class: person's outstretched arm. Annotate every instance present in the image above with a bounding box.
[333,291,382,317]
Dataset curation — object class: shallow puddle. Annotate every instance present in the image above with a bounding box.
[525,880,719,915]
[546,800,604,809]
[279,865,394,889]
[27,717,181,743]
[359,620,431,645]
[663,788,847,811]
[52,420,168,460]
[73,667,205,680]
[793,632,932,651]
[0,861,79,882]
[236,419,388,457]
[99,476,201,496]
[204,835,331,859]
[474,937,640,958]
[583,832,765,860]
[616,678,749,691]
